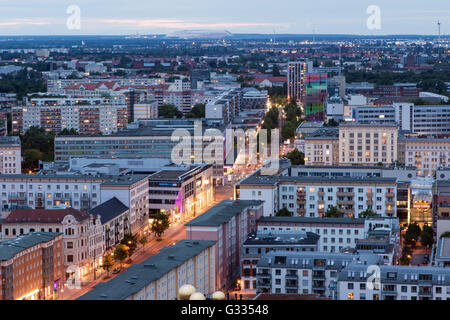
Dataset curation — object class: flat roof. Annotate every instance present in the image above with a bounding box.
[77,240,216,300]
[258,216,365,225]
[101,174,149,186]
[0,232,62,261]
[185,200,264,227]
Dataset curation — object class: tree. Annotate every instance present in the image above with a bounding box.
[285,149,305,165]
[281,121,298,141]
[158,104,183,118]
[139,235,148,252]
[276,207,293,217]
[324,118,339,127]
[325,206,343,218]
[440,231,450,238]
[151,212,170,240]
[101,254,114,277]
[22,149,43,172]
[113,244,129,268]
[186,104,205,118]
[359,209,378,218]
[58,128,79,136]
[120,233,138,260]
[405,223,421,246]
[420,225,434,247]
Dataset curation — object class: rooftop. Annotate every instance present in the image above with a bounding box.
[77,240,216,300]
[0,136,20,147]
[185,200,264,227]
[0,232,62,261]
[88,197,128,224]
[258,216,365,225]
[101,174,149,187]
[4,208,90,224]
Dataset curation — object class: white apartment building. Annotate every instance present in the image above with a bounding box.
[0,136,21,174]
[403,137,450,177]
[133,100,158,120]
[77,240,216,300]
[0,174,104,213]
[304,128,339,165]
[256,217,365,253]
[237,175,397,218]
[100,175,149,236]
[338,265,450,300]
[339,123,398,165]
[256,251,381,298]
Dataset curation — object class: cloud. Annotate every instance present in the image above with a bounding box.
[0,18,52,26]
[98,18,286,30]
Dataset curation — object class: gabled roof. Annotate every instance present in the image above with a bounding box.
[88,197,129,224]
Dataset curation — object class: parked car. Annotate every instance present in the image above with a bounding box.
[112,268,121,274]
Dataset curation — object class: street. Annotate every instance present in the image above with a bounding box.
[61,183,236,300]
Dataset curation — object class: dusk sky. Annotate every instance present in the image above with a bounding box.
[0,0,448,35]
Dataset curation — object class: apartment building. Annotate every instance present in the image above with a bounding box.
[12,97,128,135]
[0,136,21,174]
[433,180,450,239]
[304,128,339,165]
[237,174,397,218]
[241,231,319,293]
[339,123,398,165]
[0,232,63,300]
[256,251,381,298]
[0,208,102,282]
[133,100,158,120]
[290,165,417,181]
[434,237,450,267]
[46,78,164,93]
[338,265,450,300]
[148,164,214,224]
[185,200,264,291]
[88,197,129,253]
[0,174,104,213]
[351,103,450,136]
[100,175,149,236]
[256,216,365,253]
[77,240,216,300]
[287,60,312,104]
[402,136,450,177]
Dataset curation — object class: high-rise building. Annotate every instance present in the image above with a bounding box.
[303,73,327,121]
[287,61,312,104]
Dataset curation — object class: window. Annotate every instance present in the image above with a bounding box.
[348,283,354,289]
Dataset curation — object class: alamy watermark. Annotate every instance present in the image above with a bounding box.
[366,5,381,30]
[366,265,381,290]
[170,121,280,175]
[66,5,81,30]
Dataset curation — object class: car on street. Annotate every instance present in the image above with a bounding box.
[112,268,121,274]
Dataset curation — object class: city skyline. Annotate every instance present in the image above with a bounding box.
[0,0,449,36]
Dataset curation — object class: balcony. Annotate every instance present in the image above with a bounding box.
[256,272,271,278]
[385,192,395,198]
[297,208,306,216]
[297,190,306,196]
[382,286,397,295]
[297,198,306,205]
[366,192,373,198]
[337,200,354,206]
[285,282,298,289]
[257,282,271,289]
[385,209,395,215]
[385,201,395,207]
[366,200,374,205]
[286,273,297,280]
[8,194,26,201]
[336,192,354,197]
[318,192,324,197]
